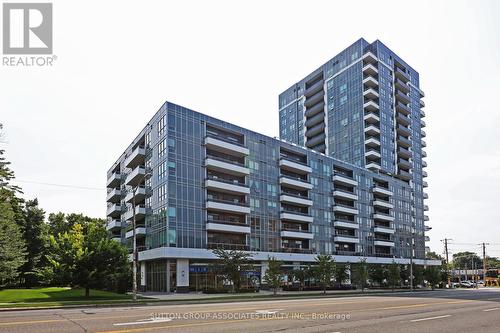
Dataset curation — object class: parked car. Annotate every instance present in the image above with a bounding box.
[460,281,473,288]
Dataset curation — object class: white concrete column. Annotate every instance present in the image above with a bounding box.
[166,259,171,293]
[140,262,146,288]
[176,259,189,293]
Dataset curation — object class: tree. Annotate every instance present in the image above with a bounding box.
[424,266,441,290]
[212,248,253,292]
[290,266,311,291]
[369,264,386,287]
[413,265,424,286]
[334,264,349,287]
[387,261,401,291]
[263,257,283,296]
[0,192,27,286]
[313,255,336,294]
[352,258,369,292]
[0,134,27,287]
[452,252,482,269]
[45,220,130,296]
[18,199,49,287]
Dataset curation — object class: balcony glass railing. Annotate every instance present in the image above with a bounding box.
[207,197,248,207]
[206,132,245,147]
[280,155,308,166]
[206,154,246,167]
[207,176,247,187]
[207,243,249,251]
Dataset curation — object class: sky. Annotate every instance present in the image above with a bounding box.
[1,0,500,259]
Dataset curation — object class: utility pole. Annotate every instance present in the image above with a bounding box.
[441,238,452,288]
[481,242,489,286]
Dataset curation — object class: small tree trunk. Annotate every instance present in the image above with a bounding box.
[85,286,90,297]
[274,287,277,296]
[323,283,326,295]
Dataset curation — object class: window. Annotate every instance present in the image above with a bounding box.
[340,95,347,105]
[168,207,176,218]
[158,184,167,201]
[339,83,347,94]
[158,139,166,158]
[158,115,166,137]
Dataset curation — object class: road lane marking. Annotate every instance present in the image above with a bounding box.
[0,319,64,326]
[483,308,500,312]
[409,315,451,322]
[114,318,172,326]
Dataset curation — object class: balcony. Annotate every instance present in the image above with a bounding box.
[205,136,249,157]
[397,124,411,137]
[397,135,411,148]
[362,63,378,76]
[365,137,381,148]
[280,191,312,206]
[374,239,395,247]
[106,172,122,188]
[396,91,411,105]
[396,102,411,116]
[422,140,427,147]
[304,102,325,118]
[124,146,145,169]
[365,149,381,160]
[334,235,360,244]
[422,150,427,158]
[280,229,314,240]
[332,173,358,186]
[206,222,251,234]
[106,220,122,231]
[106,188,122,203]
[373,186,393,197]
[363,100,379,112]
[280,211,313,223]
[366,162,381,171]
[304,90,324,108]
[205,178,250,195]
[374,226,395,234]
[363,75,378,88]
[123,205,149,221]
[424,204,429,211]
[332,189,358,201]
[423,181,428,188]
[281,247,313,254]
[397,146,411,159]
[125,185,151,203]
[373,199,394,209]
[279,175,313,190]
[363,88,379,100]
[422,160,428,167]
[421,119,426,127]
[420,109,426,117]
[206,156,250,176]
[333,220,359,229]
[363,52,377,63]
[125,166,147,186]
[364,124,380,136]
[106,204,123,218]
[424,215,430,221]
[395,67,409,82]
[420,99,425,108]
[395,78,410,94]
[208,243,249,251]
[206,199,251,215]
[422,170,428,177]
[373,212,395,222]
[397,169,412,181]
[425,235,430,242]
[364,112,380,123]
[333,204,358,215]
[279,158,312,174]
[396,113,411,126]
[125,227,146,239]
[421,129,427,137]
[398,158,412,170]
[304,79,324,98]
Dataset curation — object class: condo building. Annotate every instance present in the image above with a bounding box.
[106,39,434,292]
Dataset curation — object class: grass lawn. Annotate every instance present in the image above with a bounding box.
[0,287,132,304]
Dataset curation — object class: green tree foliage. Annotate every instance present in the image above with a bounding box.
[334,264,349,287]
[211,248,253,292]
[452,251,482,269]
[368,264,386,287]
[18,199,49,287]
[387,261,401,291]
[290,266,311,291]
[313,255,336,294]
[352,258,369,292]
[413,264,424,286]
[45,220,130,296]
[263,257,283,296]
[0,133,27,287]
[424,265,442,290]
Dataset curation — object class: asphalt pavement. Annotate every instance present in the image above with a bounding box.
[1,288,500,333]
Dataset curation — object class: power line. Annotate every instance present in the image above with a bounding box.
[11,179,105,191]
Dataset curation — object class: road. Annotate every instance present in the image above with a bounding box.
[1,288,500,333]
